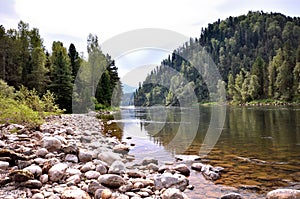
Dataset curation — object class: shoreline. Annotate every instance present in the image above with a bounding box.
[0,113,298,199]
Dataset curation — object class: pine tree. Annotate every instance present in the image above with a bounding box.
[28,47,48,93]
[49,41,73,112]
[68,43,81,81]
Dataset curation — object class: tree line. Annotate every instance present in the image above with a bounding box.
[0,21,122,113]
[134,11,300,106]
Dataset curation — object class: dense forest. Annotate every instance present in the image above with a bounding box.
[134,11,300,106]
[0,21,122,113]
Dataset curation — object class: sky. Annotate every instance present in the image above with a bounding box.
[1,0,300,87]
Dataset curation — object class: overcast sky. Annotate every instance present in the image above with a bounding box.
[1,0,300,86]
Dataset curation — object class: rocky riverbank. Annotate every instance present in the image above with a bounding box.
[0,113,299,199]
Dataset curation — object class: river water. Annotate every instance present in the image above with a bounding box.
[103,105,300,198]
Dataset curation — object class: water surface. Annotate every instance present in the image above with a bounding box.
[103,105,300,198]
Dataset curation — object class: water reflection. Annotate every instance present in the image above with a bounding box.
[104,105,300,194]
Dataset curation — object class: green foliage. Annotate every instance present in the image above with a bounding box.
[134,11,300,106]
[0,80,62,127]
[0,97,43,127]
[73,34,122,112]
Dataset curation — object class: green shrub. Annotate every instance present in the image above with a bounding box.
[0,97,43,127]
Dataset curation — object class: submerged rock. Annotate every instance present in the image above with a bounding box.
[266,189,300,199]
[154,172,189,191]
[221,193,244,199]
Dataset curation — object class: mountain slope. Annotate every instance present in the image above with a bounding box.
[134,11,300,106]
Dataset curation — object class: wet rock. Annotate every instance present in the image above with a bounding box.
[154,172,189,192]
[85,171,100,179]
[266,189,300,199]
[24,165,42,178]
[174,164,190,176]
[42,137,62,152]
[147,163,159,171]
[48,163,68,182]
[191,162,204,171]
[24,179,43,189]
[108,160,126,175]
[98,151,121,165]
[65,154,78,163]
[98,174,126,188]
[221,193,244,199]
[113,144,130,154]
[9,170,34,182]
[142,157,158,165]
[175,155,201,161]
[78,150,93,163]
[161,188,189,199]
[61,187,91,199]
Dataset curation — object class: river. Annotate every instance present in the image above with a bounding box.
[102,105,300,198]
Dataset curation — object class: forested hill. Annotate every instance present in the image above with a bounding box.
[0,21,122,113]
[134,11,300,106]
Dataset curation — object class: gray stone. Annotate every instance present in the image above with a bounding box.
[266,189,300,199]
[113,144,130,154]
[40,174,49,184]
[32,193,45,199]
[48,163,68,182]
[162,188,188,199]
[24,165,42,178]
[24,179,43,189]
[98,174,126,188]
[85,171,100,179]
[65,154,79,163]
[174,164,190,176]
[66,174,81,184]
[147,163,159,171]
[142,157,158,165]
[98,151,121,165]
[127,170,145,178]
[0,161,9,170]
[78,150,93,162]
[87,180,102,194]
[108,160,126,175]
[61,188,91,199]
[154,172,189,191]
[221,193,243,199]
[42,137,62,152]
[96,164,107,174]
[191,163,204,171]
[81,162,95,172]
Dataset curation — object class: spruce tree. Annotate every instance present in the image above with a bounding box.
[49,41,73,112]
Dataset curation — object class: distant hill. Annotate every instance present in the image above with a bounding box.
[123,84,137,94]
[134,11,300,106]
